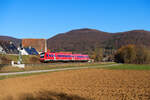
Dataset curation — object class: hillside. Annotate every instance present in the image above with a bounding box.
[0,36,21,47]
[109,30,150,49]
[47,29,150,53]
[47,28,112,53]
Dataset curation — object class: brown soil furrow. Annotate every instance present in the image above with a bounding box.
[0,69,150,100]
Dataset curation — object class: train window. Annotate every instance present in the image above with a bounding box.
[67,55,71,57]
[57,55,71,57]
[40,53,45,55]
[77,56,83,58]
[57,55,62,57]
[49,54,53,57]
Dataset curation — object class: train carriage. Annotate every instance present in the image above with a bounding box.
[40,52,90,62]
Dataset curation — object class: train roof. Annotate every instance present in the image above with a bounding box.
[43,52,88,56]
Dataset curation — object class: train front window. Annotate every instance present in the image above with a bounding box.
[40,56,44,58]
[40,53,45,58]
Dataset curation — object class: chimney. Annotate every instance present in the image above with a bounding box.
[45,39,47,52]
[29,46,32,49]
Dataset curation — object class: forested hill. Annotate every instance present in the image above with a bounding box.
[104,30,150,50]
[47,28,150,53]
[47,28,112,53]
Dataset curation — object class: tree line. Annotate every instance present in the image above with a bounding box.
[90,44,150,64]
[114,45,150,64]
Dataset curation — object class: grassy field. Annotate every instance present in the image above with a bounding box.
[103,64,150,70]
[0,62,114,73]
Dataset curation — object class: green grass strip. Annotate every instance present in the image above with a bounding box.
[102,64,150,70]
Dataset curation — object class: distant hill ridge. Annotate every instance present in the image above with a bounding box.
[47,28,150,53]
[0,28,150,54]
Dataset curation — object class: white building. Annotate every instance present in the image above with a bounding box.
[0,45,6,54]
[19,47,39,55]
[19,48,28,55]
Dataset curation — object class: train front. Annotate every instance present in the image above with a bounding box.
[40,52,45,62]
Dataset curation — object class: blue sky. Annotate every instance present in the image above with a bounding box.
[0,0,150,39]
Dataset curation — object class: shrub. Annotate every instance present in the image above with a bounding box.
[29,56,41,64]
[135,46,150,64]
[90,48,103,62]
[0,55,11,64]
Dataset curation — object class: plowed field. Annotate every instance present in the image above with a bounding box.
[0,69,150,100]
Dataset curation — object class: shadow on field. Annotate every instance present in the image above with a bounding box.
[6,90,92,100]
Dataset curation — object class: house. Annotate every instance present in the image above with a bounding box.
[22,39,46,53]
[20,47,39,55]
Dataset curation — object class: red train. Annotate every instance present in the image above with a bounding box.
[40,52,90,62]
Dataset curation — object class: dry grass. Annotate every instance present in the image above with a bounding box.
[0,62,108,73]
[0,68,150,100]
[0,54,40,64]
